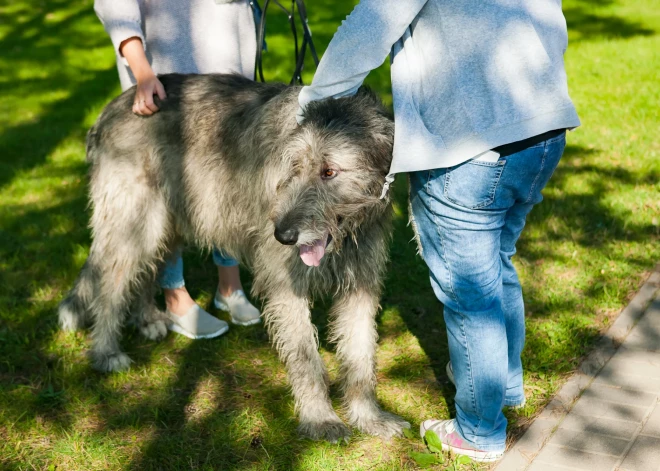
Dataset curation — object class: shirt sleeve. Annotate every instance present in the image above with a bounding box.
[94,0,146,60]
[297,0,429,122]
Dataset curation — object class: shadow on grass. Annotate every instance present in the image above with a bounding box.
[0,180,91,435]
[3,138,652,467]
[0,0,119,190]
[564,0,656,42]
[0,4,112,412]
[116,338,303,470]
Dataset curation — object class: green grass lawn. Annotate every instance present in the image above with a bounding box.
[1,0,658,469]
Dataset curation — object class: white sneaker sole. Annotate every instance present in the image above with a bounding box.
[443,444,503,463]
[168,321,229,339]
[213,298,261,326]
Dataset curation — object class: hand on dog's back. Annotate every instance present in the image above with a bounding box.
[119,36,167,116]
[132,75,166,116]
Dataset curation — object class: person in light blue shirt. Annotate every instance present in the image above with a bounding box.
[297,0,579,461]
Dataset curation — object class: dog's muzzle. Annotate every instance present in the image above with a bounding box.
[274,226,299,245]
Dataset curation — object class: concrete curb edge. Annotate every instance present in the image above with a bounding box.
[494,263,660,471]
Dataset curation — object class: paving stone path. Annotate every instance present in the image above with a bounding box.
[496,265,660,471]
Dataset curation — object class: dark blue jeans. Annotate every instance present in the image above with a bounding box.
[410,132,566,451]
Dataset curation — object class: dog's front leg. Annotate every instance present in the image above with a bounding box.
[330,288,410,438]
[263,292,350,443]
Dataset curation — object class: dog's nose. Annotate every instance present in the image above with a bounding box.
[274,227,299,245]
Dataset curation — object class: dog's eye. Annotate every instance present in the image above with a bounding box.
[321,168,338,180]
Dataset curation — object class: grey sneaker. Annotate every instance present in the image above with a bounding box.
[214,289,261,326]
[167,304,229,339]
[446,362,526,409]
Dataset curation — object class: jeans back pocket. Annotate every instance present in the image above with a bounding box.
[443,159,506,209]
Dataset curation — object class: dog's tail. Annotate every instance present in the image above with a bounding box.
[58,260,96,332]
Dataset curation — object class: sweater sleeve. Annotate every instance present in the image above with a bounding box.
[94,0,146,58]
[297,0,429,122]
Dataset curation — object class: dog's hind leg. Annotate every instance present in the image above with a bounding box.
[87,235,168,372]
[329,288,411,438]
[58,260,96,331]
[84,241,139,372]
[263,292,351,443]
[86,163,171,372]
[88,215,170,372]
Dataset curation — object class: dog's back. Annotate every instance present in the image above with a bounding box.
[85,74,288,163]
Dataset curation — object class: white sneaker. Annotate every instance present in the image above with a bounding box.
[214,289,261,326]
[167,304,229,339]
[420,419,504,463]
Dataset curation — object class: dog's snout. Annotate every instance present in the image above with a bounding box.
[274,226,299,245]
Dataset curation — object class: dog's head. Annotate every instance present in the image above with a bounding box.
[271,87,394,267]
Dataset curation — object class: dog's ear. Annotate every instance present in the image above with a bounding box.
[354,87,394,173]
[356,86,393,119]
[366,116,395,174]
[356,85,378,102]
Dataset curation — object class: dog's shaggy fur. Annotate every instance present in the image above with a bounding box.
[58,73,409,441]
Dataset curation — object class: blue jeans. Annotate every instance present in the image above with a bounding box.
[158,248,238,289]
[410,132,566,452]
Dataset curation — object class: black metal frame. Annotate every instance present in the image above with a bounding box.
[253,0,320,85]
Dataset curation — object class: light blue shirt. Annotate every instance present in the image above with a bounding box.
[298,0,580,195]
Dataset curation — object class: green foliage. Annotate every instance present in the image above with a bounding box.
[424,430,443,454]
[443,455,474,471]
[410,451,443,468]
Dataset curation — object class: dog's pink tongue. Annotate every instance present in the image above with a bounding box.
[299,235,328,267]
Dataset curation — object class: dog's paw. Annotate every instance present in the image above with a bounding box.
[139,319,168,341]
[58,301,84,332]
[353,410,411,439]
[91,352,132,372]
[298,419,352,444]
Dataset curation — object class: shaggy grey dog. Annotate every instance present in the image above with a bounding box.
[58,73,409,441]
